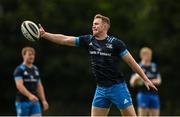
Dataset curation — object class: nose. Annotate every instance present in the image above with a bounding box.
[92,25,96,29]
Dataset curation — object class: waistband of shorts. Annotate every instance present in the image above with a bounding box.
[97,80,125,87]
[139,91,158,95]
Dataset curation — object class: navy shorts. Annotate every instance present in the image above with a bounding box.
[137,91,160,109]
[92,82,133,109]
[15,101,42,116]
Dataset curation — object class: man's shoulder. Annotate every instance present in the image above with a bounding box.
[15,64,26,71]
[13,64,25,75]
[151,62,157,68]
[108,36,126,48]
[108,36,124,43]
[79,34,94,42]
[80,34,93,39]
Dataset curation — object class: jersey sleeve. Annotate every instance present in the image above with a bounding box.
[13,67,23,80]
[75,35,92,48]
[114,39,128,57]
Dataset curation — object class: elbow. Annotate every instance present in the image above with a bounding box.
[62,39,68,45]
[129,78,135,87]
[60,38,69,45]
[157,77,162,85]
[158,78,162,85]
[16,83,24,91]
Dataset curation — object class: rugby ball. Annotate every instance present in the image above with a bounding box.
[21,20,40,41]
[134,78,143,86]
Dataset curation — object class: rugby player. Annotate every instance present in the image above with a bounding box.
[39,14,157,116]
[13,47,48,116]
[130,47,161,116]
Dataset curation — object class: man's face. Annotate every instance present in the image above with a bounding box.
[92,18,106,36]
[141,52,152,62]
[23,51,35,64]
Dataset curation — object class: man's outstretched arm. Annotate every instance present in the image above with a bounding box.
[39,24,77,46]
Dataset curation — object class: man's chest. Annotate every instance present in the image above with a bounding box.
[142,66,157,79]
[88,40,115,57]
[22,69,40,82]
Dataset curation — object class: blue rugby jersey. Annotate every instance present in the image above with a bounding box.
[139,62,161,80]
[76,35,128,86]
[135,62,161,92]
[13,64,41,101]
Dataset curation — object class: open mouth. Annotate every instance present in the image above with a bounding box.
[93,29,97,32]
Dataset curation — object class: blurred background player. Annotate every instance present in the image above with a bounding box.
[13,47,49,116]
[130,47,162,116]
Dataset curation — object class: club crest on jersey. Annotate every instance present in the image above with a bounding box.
[35,70,39,76]
[152,67,156,72]
[24,71,28,75]
[106,44,113,49]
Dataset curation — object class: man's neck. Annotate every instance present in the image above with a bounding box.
[95,33,108,40]
[23,62,33,68]
[141,60,151,66]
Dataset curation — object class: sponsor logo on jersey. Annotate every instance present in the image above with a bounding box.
[89,51,111,56]
[24,78,38,82]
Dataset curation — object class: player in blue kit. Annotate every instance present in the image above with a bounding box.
[13,47,49,116]
[130,47,161,116]
[39,14,157,116]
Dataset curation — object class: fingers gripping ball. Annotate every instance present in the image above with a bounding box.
[21,21,40,41]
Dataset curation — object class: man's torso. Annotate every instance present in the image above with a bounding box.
[14,64,40,101]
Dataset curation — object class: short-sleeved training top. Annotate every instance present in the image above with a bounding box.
[76,35,129,86]
[13,64,41,101]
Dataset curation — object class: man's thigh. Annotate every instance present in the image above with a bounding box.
[110,82,133,109]
[30,101,42,116]
[15,101,31,116]
[137,92,150,108]
[149,108,160,116]
[120,105,136,116]
[92,86,112,108]
[91,106,110,116]
[138,108,149,116]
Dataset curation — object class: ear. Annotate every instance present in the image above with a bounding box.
[103,23,108,31]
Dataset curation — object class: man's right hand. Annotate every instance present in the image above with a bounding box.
[28,94,39,102]
[144,79,158,91]
[39,24,46,38]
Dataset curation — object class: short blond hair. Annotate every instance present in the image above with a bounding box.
[140,47,152,58]
[94,14,110,29]
[22,47,35,56]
